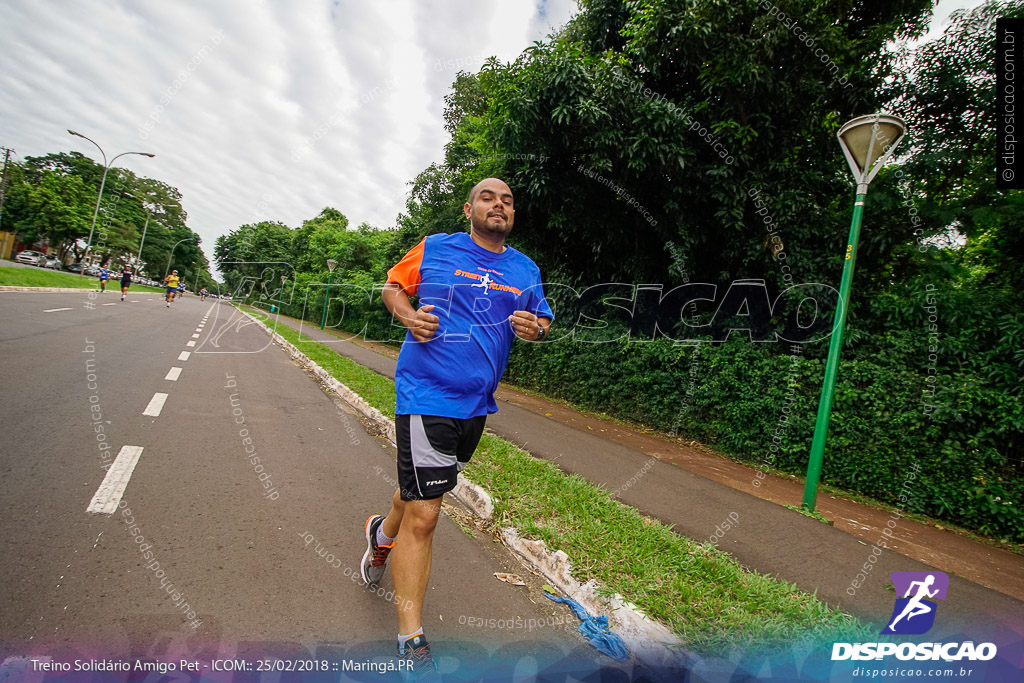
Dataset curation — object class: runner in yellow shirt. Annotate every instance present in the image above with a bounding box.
[163,270,180,308]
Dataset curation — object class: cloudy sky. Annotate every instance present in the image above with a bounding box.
[0,0,981,276]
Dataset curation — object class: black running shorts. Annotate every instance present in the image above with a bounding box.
[396,414,486,501]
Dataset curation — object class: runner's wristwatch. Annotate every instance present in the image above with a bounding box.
[535,323,547,342]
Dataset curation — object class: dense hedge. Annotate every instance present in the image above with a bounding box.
[502,279,1024,542]
[259,274,1023,542]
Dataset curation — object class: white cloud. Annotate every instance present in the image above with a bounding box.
[5,0,972,279]
[0,0,578,276]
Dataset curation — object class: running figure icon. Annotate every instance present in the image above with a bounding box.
[471,272,492,294]
[888,574,939,631]
[881,570,949,635]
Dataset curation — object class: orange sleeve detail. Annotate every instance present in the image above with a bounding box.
[387,238,425,296]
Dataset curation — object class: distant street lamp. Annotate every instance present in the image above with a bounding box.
[271,274,288,314]
[321,258,338,330]
[165,237,194,279]
[135,204,152,271]
[67,130,154,277]
[802,114,907,511]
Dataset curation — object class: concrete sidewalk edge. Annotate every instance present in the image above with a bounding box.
[238,307,691,671]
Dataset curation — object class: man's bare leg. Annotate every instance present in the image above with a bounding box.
[381,489,405,539]
[389,493,443,635]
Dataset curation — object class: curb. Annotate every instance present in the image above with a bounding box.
[238,308,691,672]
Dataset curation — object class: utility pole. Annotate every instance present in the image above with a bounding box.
[0,147,13,231]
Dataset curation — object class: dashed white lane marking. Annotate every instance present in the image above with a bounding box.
[165,367,183,381]
[43,308,72,313]
[142,392,169,416]
[194,329,202,333]
[191,333,200,338]
[186,341,196,347]
[178,351,191,361]
[101,303,117,306]
[86,446,144,514]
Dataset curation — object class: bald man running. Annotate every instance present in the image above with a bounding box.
[360,178,553,675]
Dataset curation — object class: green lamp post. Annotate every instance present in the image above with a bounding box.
[320,258,338,330]
[802,113,907,510]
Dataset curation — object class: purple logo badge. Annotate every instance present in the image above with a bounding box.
[881,571,949,635]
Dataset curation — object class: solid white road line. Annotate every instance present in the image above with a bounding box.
[143,392,169,416]
[186,341,196,347]
[178,351,191,361]
[165,367,183,381]
[86,446,144,514]
[43,308,72,312]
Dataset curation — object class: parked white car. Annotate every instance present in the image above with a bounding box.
[40,255,62,270]
[15,250,45,265]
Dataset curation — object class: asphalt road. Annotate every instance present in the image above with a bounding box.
[0,292,622,680]
[0,258,36,269]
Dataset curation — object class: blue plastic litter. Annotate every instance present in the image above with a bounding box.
[544,592,629,661]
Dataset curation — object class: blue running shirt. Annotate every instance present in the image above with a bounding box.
[387,232,554,418]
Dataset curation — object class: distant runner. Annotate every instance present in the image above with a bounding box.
[163,270,180,307]
[119,265,133,301]
[177,282,186,300]
[98,267,111,292]
[199,287,208,302]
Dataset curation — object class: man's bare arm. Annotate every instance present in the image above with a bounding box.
[382,282,439,342]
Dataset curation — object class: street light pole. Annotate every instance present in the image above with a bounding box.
[321,259,338,330]
[136,207,150,270]
[165,238,194,279]
[802,114,907,511]
[68,130,154,277]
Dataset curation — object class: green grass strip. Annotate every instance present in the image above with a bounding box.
[0,267,165,293]
[244,306,871,655]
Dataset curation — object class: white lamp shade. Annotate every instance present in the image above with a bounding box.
[837,114,906,184]
[326,259,338,272]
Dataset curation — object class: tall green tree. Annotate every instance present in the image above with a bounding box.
[881,0,1024,290]
[7,151,195,271]
[4,166,92,259]
[405,0,935,295]
[214,221,295,295]
[291,207,350,272]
